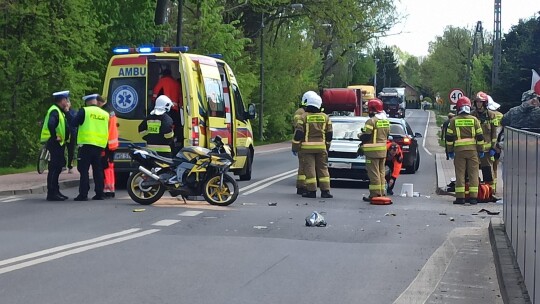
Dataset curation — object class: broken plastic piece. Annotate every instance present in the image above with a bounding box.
[305,211,327,227]
[478,208,500,215]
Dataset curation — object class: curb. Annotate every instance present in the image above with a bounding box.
[0,178,90,196]
[489,218,531,304]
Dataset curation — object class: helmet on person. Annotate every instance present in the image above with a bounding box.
[475,91,489,103]
[486,95,501,111]
[301,91,318,107]
[367,98,383,113]
[305,93,322,109]
[456,96,472,114]
[151,95,173,115]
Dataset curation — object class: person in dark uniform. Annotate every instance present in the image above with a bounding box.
[40,90,71,201]
[72,94,110,201]
[138,95,175,158]
[65,99,78,173]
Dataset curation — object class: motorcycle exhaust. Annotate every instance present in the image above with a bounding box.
[138,166,160,181]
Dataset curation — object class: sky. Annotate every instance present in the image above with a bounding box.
[380,0,540,57]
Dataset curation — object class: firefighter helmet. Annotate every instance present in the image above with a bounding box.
[456,96,472,113]
[301,91,318,107]
[475,91,489,103]
[367,98,384,113]
[151,95,173,115]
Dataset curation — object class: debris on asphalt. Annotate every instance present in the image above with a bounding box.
[305,211,327,227]
[132,208,145,212]
[242,202,257,206]
[413,192,420,197]
[376,220,381,223]
[385,213,397,216]
[479,209,500,215]
[253,226,268,229]
[439,212,447,216]
[268,202,277,206]
[449,217,455,221]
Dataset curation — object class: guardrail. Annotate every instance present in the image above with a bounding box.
[503,126,540,303]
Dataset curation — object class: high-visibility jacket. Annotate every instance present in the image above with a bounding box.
[446,114,484,153]
[107,111,119,150]
[292,111,332,152]
[360,117,390,158]
[152,76,181,111]
[385,141,403,179]
[472,109,498,151]
[77,106,110,148]
[40,105,66,146]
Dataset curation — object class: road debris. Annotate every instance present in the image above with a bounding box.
[449,217,455,221]
[242,202,257,206]
[385,212,397,216]
[478,209,500,215]
[268,202,277,206]
[439,212,447,216]
[132,208,145,212]
[253,226,268,229]
[305,211,327,227]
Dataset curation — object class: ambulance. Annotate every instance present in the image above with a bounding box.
[102,46,256,183]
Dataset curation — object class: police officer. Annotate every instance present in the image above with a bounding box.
[96,96,119,198]
[41,91,71,201]
[292,92,333,198]
[385,140,403,195]
[472,91,498,191]
[138,95,175,158]
[359,99,390,201]
[293,91,317,195]
[72,94,110,201]
[446,96,484,204]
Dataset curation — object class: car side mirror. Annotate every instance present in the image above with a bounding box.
[415,132,423,138]
[247,104,257,120]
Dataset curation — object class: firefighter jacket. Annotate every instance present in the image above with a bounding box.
[445,114,484,153]
[293,107,305,128]
[358,116,390,158]
[385,141,403,179]
[292,110,332,153]
[472,109,498,151]
[138,113,174,153]
[40,104,68,146]
[501,102,540,129]
[75,106,110,148]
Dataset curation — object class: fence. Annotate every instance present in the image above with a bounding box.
[504,126,540,303]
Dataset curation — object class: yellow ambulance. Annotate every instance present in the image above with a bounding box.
[102,46,256,182]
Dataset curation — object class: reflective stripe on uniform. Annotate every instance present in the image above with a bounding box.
[305,177,317,185]
[147,144,171,152]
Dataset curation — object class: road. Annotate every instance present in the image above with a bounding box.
[0,110,502,304]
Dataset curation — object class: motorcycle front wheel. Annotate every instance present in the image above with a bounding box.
[203,174,239,206]
[127,171,165,205]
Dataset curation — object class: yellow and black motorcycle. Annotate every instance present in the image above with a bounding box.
[127,136,238,206]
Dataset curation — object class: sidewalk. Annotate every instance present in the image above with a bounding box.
[0,169,90,196]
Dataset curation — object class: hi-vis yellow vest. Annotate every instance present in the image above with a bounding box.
[362,117,390,158]
[40,105,66,145]
[77,106,109,148]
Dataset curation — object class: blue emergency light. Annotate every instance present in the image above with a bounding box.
[206,53,223,59]
[112,45,189,54]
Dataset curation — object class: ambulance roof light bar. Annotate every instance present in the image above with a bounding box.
[112,46,189,54]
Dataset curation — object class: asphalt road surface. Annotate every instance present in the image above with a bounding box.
[0,110,502,304]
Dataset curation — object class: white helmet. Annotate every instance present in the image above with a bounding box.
[301,91,318,107]
[306,93,322,109]
[151,95,173,115]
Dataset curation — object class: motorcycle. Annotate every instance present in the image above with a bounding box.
[126,136,238,206]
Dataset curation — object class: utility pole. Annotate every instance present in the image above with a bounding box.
[492,0,502,88]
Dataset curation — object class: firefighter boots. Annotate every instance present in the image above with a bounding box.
[301,191,317,198]
[321,190,333,199]
[453,198,465,205]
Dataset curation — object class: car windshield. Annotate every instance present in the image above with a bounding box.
[381,96,400,105]
[390,123,407,135]
[331,120,365,140]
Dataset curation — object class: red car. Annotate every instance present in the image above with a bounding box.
[388,118,422,173]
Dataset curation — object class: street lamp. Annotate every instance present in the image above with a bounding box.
[373,58,380,93]
[258,3,303,140]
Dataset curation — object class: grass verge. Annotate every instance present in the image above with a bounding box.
[0,165,35,176]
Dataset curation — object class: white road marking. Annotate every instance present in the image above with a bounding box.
[152,219,181,226]
[240,169,296,193]
[422,110,433,156]
[0,228,141,267]
[178,210,203,217]
[392,227,481,304]
[0,229,159,275]
[2,198,23,203]
[255,147,290,154]
[241,172,297,196]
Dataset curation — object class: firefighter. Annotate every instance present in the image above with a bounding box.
[292,92,333,198]
[358,99,390,201]
[138,95,175,158]
[96,96,119,198]
[72,94,110,201]
[487,95,503,193]
[472,91,498,192]
[293,91,317,195]
[41,90,71,201]
[446,96,484,204]
[385,140,403,195]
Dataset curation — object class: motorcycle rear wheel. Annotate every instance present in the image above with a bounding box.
[203,174,238,206]
[127,171,165,205]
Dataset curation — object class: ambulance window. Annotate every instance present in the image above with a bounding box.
[204,78,225,117]
[232,84,246,121]
[108,78,146,119]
